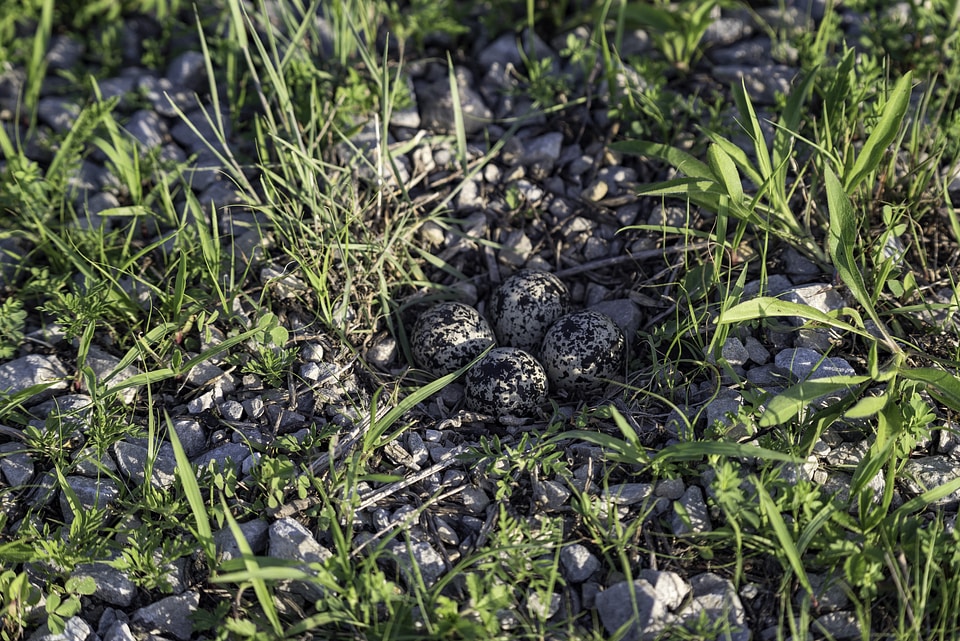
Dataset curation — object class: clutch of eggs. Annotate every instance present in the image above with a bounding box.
[410,273,627,414]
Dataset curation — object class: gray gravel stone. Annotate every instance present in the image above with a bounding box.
[60,475,120,521]
[166,50,207,89]
[814,611,861,639]
[712,64,793,105]
[112,439,177,488]
[37,97,80,133]
[719,337,750,366]
[126,109,167,150]
[28,616,93,641]
[73,563,137,607]
[672,485,712,535]
[561,543,601,583]
[46,35,85,71]
[0,354,68,398]
[215,518,270,561]
[589,299,643,341]
[461,486,491,514]
[596,579,673,641]
[684,573,750,641]
[536,479,571,511]
[131,591,199,641]
[902,456,960,508]
[602,483,654,505]
[775,347,856,381]
[417,67,492,134]
[655,478,685,500]
[270,517,333,564]
[639,570,690,610]
[0,443,34,486]
[85,345,141,404]
[100,620,136,641]
[387,540,446,588]
[780,283,845,318]
[191,442,251,474]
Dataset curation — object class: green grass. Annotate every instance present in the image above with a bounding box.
[2,0,960,639]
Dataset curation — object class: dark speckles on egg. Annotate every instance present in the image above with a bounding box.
[411,302,496,377]
[540,310,625,397]
[490,270,571,354]
[465,347,548,415]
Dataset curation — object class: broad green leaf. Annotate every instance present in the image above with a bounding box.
[760,376,870,427]
[844,392,888,419]
[900,367,960,411]
[844,71,913,193]
[703,132,764,188]
[707,144,743,202]
[718,297,865,336]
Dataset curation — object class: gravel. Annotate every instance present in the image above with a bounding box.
[1,0,958,638]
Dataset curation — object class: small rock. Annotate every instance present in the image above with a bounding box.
[0,354,68,398]
[638,570,690,610]
[780,283,845,319]
[683,573,750,641]
[602,483,654,505]
[461,487,490,514]
[112,439,177,488]
[166,50,207,90]
[589,299,643,340]
[215,519,270,561]
[0,443,34,486]
[902,457,960,508]
[125,109,167,151]
[29,616,93,641]
[719,337,750,366]
[131,591,199,641]
[774,348,856,381]
[711,64,792,105]
[417,67,492,134]
[60,475,120,521]
[595,579,672,641]
[672,485,712,535]
[535,479,571,511]
[561,543,601,583]
[73,563,137,607]
[191,442,251,474]
[386,540,446,587]
[743,336,771,364]
[37,97,80,133]
[814,611,861,640]
[654,478,685,500]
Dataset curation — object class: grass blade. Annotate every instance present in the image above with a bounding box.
[165,410,214,560]
[755,478,814,595]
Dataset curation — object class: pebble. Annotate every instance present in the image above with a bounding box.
[561,543,601,583]
[131,592,199,641]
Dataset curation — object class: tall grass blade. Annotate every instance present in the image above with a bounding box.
[755,479,814,595]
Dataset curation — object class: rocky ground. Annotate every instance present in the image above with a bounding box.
[2,0,960,639]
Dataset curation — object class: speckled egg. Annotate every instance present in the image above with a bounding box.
[540,310,625,397]
[411,302,496,376]
[465,347,548,415]
[490,270,571,354]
